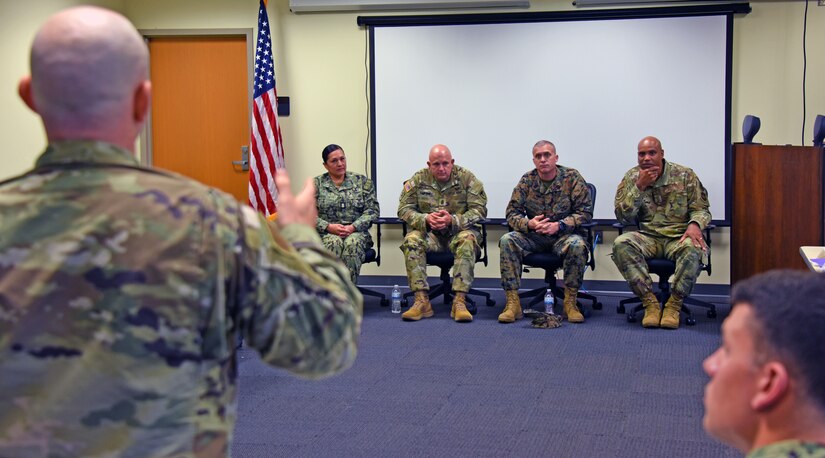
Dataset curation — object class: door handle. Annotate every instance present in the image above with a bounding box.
[232,146,249,171]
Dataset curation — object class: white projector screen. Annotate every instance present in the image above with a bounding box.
[367,10,733,222]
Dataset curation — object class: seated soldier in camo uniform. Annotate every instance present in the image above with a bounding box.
[314,144,379,284]
[498,140,593,324]
[398,144,487,323]
[612,135,711,329]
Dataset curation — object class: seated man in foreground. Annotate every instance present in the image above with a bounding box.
[703,270,825,457]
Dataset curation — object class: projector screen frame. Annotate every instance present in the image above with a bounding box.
[359,3,750,225]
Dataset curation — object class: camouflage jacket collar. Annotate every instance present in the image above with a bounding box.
[35,140,139,169]
[529,165,569,193]
[318,171,357,191]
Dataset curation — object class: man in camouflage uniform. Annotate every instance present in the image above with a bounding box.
[315,144,379,283]
[612,136,711,329]
[498,140,593,324]
[703,270,825,457]
[398,144,487,323]
[0,7,361,457]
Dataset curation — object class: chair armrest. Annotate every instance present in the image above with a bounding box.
[479,219,490,267]
[580,221,598,271]
[703,224,716,276]
[373,218,387,266]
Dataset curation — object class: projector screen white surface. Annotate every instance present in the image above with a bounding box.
[371,14,729,221]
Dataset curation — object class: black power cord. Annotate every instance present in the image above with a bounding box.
[802,0,809,145]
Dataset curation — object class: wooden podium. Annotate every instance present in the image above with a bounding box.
[732,144,825,283]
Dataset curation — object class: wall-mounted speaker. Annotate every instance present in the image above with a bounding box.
[742,115,761,144]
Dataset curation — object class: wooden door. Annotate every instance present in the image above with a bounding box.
[147,36,249,203]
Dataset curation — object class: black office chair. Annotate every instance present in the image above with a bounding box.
[357,219,389,307]
[514,183,602,315]
[614,223,718,326]
[401,221,495,315]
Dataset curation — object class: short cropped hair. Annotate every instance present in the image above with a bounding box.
[731,269,825,411]
[533,140,555,151]
[321,144,343,164]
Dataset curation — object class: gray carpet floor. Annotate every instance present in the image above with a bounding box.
[231,288,739,457]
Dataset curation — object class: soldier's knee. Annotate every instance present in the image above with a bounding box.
[566,236,587,255]
[326,237,344,252]
[401,231,426,251]
[499,231,517,250]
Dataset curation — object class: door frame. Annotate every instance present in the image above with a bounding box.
[137,28,254,168]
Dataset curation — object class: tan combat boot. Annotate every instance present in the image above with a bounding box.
[451,292,473,322]
[641,292,661,328]
[401,291,434,321]
[564,287,584,323]
[660,293,683,329]
[498,290,523,323]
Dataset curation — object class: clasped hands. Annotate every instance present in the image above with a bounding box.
[327,223,356,238]
[426,209,453,231]
[527,215,562,235]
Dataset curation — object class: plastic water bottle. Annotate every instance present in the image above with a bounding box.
[391,285,402,313]
[544,290,555,315]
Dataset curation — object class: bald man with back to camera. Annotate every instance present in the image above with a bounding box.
[703,270,825,457]
[0,6,361,456]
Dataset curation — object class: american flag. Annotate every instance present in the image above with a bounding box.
[249,0,285,216]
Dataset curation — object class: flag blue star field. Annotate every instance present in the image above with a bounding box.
[249,0,285,215]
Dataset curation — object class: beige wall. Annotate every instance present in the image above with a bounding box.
[2,0,823,286]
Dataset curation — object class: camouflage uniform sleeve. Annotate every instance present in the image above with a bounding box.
[614,169,643,224]
[237,207,362,379]
[506,174,531,233]
[398,173,427,232]
[560,171,593,231]
[452,172,488,231]
[352,176,378,232]
[686,170,711,229]
[314,175,330,234]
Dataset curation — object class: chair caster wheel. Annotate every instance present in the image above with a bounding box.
[486,298,496,307]
[617,305,626,314]
[402,298,409,307]
[686,317,697,326]
[468,305,478,315]
[593,302,603,310]
[380,299,389,307]
[627,314,636,323]
[707,310,717,319]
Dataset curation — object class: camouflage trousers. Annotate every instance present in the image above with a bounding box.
[611,231,705,299]
[321,232,372,284]
[499,231,589,291]
[400,230,480,293]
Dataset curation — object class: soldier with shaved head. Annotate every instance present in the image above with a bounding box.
[0,6,361,456]
[398,144,488,323]
[612,136,711,329]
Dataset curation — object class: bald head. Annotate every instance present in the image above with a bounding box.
[638,136,662,151]
[20,6,150,150]
[427,144,454,183]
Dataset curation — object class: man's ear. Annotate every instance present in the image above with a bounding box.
[133,80,151,124]
[18,76,38,113]
[752,361,789,411]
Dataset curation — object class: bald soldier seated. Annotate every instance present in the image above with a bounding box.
[612,136,711,329]
[397,144,488,323]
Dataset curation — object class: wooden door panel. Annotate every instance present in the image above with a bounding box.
[149,36,248,203]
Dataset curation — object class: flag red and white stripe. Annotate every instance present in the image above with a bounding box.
[249,0,285,216]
